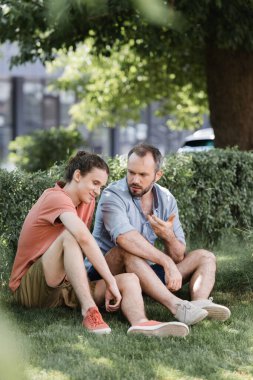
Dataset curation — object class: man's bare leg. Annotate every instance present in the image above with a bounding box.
[177,249,216,300]
[104,247,209,325]
[105,247,185,315]
[42,230,96,317]
[93,273,189,336]
[93,273,147,325]
[177,249,230,320]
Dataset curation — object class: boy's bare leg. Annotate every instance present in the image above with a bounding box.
[42,230,96,317]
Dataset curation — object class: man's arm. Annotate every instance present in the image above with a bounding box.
[99,190,182,290]
[147,214,186,263]
[60,212,121,311]
[117,230,182,291]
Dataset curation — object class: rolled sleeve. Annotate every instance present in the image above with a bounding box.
[101,196,135,244]
[166,196,186,245]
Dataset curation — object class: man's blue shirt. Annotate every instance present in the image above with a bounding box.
[85,178,185,271]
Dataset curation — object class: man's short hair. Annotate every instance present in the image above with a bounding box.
[128,143,163,171]
[65,151,109,182]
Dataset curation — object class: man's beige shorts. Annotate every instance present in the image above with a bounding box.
[13,257,96,308]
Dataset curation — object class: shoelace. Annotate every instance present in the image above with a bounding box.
[183,302,191,322]
[177,302,191,323]
[87,309,103,327]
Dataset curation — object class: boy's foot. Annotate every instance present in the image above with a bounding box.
[191,298,231,321]
[127,320,189,337]
[83,307,111,334]
[174,301,208,325]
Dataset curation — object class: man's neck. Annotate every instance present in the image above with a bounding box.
[141,190,154,217]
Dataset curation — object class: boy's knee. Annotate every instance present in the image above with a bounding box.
[61,230,78,247]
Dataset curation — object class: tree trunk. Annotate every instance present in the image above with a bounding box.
[205,46,253,150]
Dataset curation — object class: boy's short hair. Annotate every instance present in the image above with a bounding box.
[65,151,109,182]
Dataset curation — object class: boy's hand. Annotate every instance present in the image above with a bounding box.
[105,279,122,312]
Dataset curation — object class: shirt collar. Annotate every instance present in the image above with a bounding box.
[55,181,66,189]
[124,177,159,211]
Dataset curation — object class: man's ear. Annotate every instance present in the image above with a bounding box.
[155,170,163,182]
[73,169,81,182]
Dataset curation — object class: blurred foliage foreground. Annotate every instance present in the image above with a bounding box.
[1,149,253,289]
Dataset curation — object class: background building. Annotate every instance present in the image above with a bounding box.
[0,43,194,165]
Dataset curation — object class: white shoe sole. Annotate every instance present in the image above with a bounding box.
[187,309,208,325]
[204,305,231,321]
[127,322,189,337]
[88,327,112,335]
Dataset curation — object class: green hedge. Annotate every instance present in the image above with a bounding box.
[8,126,84,172]
[162,149,253,242]
[1,149,253,288]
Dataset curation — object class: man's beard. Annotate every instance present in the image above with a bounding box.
[128,181,155,197]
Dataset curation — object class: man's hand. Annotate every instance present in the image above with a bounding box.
[164,260,182,292]
[105,279,122,312]
[147,214,175,241]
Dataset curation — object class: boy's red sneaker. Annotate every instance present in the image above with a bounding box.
[83,307,111,334]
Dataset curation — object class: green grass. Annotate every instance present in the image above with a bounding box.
[1,236,253,380]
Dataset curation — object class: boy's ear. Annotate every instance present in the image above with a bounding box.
[73,169,81,182]
[155,170,163,182]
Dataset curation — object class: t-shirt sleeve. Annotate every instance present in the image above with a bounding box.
[99,191,135,244]
[38,191,77,225]
[78,200,95,229]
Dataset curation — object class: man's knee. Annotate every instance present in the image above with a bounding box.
[106,246,143,268]
[115,272,141,290]
[105,247,126,274]
[194,249,216,268]
[121,250,145,266]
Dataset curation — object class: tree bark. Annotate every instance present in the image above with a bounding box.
[206,46,253,150]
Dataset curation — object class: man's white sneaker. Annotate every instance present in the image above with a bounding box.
[191,298,231,321]
[174,300,208,325]
[127,320,189,337]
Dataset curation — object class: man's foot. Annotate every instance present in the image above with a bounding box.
[174,300,208,325]
[83,307,111,334]
[191,298,231,321]
[127,320,189,337]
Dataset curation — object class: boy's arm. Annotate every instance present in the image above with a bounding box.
[60,211,121,311]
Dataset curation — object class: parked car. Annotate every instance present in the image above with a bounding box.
[177,128,215,153]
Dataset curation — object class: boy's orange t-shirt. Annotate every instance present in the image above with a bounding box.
[9,182,95,292]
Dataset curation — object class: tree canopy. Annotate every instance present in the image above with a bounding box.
[47,38,207,131]
[1,1,253,148]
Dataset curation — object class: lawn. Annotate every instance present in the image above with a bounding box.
[0,236,253,380]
